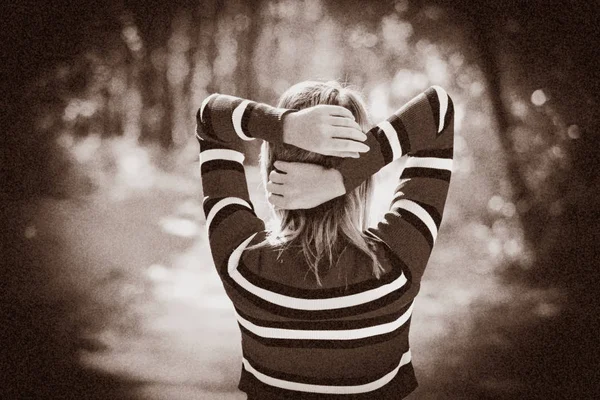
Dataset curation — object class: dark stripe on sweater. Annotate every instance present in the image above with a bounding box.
[411,147,453,159]
[242,353,403,386]
[401,167,451,182]
[366,229,414,283]
[238,316,411,349]
[390,208,434,248]
[199,138,231,151]
[235,301,413,331]
[239,362,417,400]
[203,197,220,216]
[209,204,256,237]
[411,199,442,228]
[197,95,218,141]
[371,126,394,164]
[221,272,412,320]
[195,105,202,126]
[201,159,245,176]
[425,87,441,135]
[444,96,454,132]
[204,195,255,217]
[241,101,257,138]
[235,259,404,299]
[389,115,411,156]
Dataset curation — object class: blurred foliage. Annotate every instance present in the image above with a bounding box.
[27,0,591,274]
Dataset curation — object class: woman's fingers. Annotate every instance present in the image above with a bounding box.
[273,161,292,173]
[266,181,283,195]
[334,151,360,158]
[267,160,345,209]
[268,186,297,210]
[328,116,365,139]
[267,192,286,209]
[320,105,355,120]
[331,127,367,143]
[331,138,370,153]
[269,169,286,183]
[329,115,362,130]
[273,161,308,176]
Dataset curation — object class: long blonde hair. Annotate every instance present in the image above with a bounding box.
[250,80,383,286]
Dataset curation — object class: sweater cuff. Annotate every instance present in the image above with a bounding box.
[334,133,387,193]
[248,106,295,145]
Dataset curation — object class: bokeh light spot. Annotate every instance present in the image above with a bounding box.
[501,202,516,218]
[531,89,548,106]
[488,195,504,213]
[159,217,200,238]
[24,225,37,239]
[567,124,581,139]
[535,302,561,318]
[147,264,170,282]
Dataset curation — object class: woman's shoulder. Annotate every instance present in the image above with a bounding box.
[240,231,403,289]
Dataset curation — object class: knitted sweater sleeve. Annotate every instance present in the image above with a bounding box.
[334,86,455,282]
[196,93,293,272]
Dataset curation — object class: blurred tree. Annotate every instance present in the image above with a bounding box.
[128,1,176,146]
[436,0,599,246]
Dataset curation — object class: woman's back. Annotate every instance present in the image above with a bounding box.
[233,233,418,400]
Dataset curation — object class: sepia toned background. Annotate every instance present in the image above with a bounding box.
[1,0,599,399]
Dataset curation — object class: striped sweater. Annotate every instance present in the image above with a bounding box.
[196,86,455,400]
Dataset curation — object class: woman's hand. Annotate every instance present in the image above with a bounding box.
[266,161,346,210]
[282,105,369,158]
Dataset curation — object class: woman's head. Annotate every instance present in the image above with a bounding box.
[256,80,383,285]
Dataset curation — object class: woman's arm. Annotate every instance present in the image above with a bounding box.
[197,94,292,272]
[197,93,292,149]
[198,93,367,155]
[334,86,454,193]
[358,86,454,283]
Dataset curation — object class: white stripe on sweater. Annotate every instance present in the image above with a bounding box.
[200,93,219,123]
[378,120,403,160]
[200,148,245,164]
[242,350,412,394]
[205,197,253,232]
[391,199,438,241]
[405,156,453,171]
[232,100,256,141]
[431,86,449,133]
[236,303,414,340]
[227,234,408,310]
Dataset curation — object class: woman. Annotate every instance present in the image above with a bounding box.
[196,80,454,399]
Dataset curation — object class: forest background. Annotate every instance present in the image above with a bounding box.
[1,0,599,398]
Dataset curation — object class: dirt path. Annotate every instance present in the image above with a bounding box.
[16,162,565,400]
